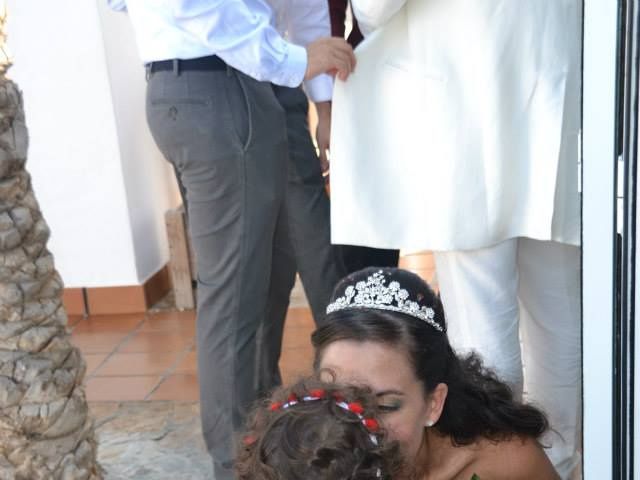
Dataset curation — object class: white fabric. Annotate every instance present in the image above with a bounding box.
[329,0,581,251]
[434,238,581,479]
[107,0,333,100]
[350,0,406,36]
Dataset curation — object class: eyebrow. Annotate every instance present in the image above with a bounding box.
[375,390,405,396]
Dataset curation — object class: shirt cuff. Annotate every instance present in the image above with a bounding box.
[272,43,307,88]
[304,74,334,102]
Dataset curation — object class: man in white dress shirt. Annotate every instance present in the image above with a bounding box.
[108,1,354,478]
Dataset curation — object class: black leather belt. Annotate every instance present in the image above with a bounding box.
[147,55,227,73]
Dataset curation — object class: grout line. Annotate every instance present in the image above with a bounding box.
[83,316,148,380]
[108,316,153,356]
[86,353,112,379]
[143,341,196,401]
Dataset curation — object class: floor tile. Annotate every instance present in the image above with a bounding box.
[148,374,200,401]
[138,310,196,334]
[281,327,314,350]
[72,313,145,334]
[280,347,314,384]
[174,349,197,375]
[118,331,194,353]
[399,252,435,270]
[289,276,309,309]
[409,268,437,285]
[85,375,160,402]
[83,353,109,377]
[93,352,182,376]
[71,331,130,354]
[75,305,323,402]
[284,307,315,329]
[67,315,85,328]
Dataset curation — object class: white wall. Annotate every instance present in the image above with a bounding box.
[5,0,178,288]
[96,1,180,283]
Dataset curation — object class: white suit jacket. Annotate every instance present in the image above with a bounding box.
[330,0,581,251]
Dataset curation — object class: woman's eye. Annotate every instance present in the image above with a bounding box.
[378,403,401,413]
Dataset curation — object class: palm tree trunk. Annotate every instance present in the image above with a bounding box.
[0,10,101,480]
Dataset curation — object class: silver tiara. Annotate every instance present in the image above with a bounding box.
[326,270,443,332]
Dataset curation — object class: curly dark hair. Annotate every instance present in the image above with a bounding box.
[312,267,550,446]
[236,377,406,480]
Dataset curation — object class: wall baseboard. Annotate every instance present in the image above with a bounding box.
[62,265,171,316]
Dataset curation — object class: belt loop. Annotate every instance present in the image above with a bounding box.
[173,59,180,76]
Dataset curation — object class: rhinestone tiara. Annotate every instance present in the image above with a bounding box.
[326,270,444,332]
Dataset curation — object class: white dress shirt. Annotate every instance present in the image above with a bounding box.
[108,0,333,101]
[267,0,333,101]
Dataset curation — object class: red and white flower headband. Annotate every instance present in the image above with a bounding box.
[269,389,380,446]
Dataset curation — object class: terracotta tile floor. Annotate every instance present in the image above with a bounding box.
[75,252,434,402]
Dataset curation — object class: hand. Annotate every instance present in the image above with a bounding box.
[315,101,332,176]
[305,37,356,82]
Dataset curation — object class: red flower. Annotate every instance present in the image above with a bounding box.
[288,393,298,403]
[333,393,345,403]
[363,418,379,432]
[243,435,257,446]
[309,389,326,399]
[348,402,364,415]
[270,401,283,411]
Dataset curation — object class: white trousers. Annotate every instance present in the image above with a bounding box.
[434,238,581,479]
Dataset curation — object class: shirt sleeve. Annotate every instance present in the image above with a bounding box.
[351,0,406,36]
[285,0,334,102]
[172,0,308,88]
[107,0,127,12]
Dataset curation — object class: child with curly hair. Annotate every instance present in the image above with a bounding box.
[236,378,406,480]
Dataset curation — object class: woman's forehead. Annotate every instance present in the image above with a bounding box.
[319,340,415,391]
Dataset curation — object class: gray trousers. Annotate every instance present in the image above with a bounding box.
[273,85,345,324]
[146,67,291,479]
[255,85,346,392]
[146,68,341,478]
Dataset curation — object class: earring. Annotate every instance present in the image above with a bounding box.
[425,420,434,428]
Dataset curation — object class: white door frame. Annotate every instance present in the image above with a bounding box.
[582,0,619,478]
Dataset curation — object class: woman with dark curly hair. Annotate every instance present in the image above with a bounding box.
[312,267,560,480]
[236,378,407,479]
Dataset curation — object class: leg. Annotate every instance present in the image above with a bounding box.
[338,244,400,274]
[434,239,523,394]
[146,68,288,479]
[256,206,297,395]
[517,238,581,479]
[272,85,345,325]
